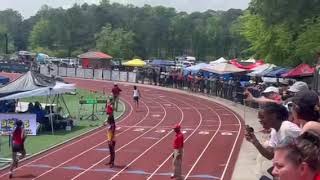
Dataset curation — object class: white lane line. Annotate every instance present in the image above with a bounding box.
[70,99,168,180]
[108,97,185,179]
[146,95,208,180]
[32,97,151,180]
[0,94,132,178]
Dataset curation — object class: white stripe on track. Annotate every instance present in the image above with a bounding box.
[70,98,168,180]
[32,96,150,179]
[0,93,132,178]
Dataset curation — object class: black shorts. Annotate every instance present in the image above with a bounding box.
[12,143,25,153]
[133,96,139,102]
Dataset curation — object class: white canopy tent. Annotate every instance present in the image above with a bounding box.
[0,82,75,101]
[247,64,276,77]
[201,63,246,74]
[209,57,228,64]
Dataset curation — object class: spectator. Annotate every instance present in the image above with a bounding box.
[245,103,301,160]
[291,90,320,131]
[272,130,320,180]
[245,86,282,105]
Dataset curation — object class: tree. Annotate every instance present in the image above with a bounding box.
[95,24,135,59]
[295,18,320,65]
[29,19,52,50]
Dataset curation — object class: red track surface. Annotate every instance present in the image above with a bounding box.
[0,74,244,180]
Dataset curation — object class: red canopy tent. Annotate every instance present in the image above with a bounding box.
[78,51,113,69]
[229,59,264,70]
[281,64,315,78]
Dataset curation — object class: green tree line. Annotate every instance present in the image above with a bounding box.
[0,0,319,66]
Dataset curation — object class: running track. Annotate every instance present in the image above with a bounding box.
[0,73,244,180]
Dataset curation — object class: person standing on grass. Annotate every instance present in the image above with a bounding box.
[9,120,27,179]
[133,86,141,110]
[171,124,184,180]
[104,114,116,168]
[111,83,122,111]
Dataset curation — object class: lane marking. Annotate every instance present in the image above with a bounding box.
[133,128,145,132]
[30,95,152,179]
[198,131,209,135]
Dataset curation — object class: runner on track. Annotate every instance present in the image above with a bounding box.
[171,124,184,180]
[9,120,27,179]
[133,85,141,110]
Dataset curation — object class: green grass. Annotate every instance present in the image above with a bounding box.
[0,89,124,167]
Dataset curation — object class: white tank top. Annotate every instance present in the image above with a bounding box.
[133,89,139,97]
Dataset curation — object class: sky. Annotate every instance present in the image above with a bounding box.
[0,0,250,18]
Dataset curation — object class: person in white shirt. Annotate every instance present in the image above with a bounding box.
[245,102,301,160]
[133,86,141,110]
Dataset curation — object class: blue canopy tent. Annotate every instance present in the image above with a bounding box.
[149,59,175,67]
[0,76,10,85]
[183,63,209,75]
[257,67,282,77]
[264,67,290,78]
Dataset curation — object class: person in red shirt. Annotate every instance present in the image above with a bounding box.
[171,124,184,180]
[9,120,27,179]
[106,100,113,117]
[111,83,122,111]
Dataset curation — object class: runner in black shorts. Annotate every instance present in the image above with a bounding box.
[133,86,141,110]
[9,120,26,179]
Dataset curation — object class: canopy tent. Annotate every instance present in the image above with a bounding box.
[242,58,256,63]
[0,71,55,97]
[201,63,246,74]
[0,82,75,101]
[281,64,315,78]
[209,57,228,64]
[0,71,75,135]
[36,53,49,63]
[247,64,276,77]
[122,59,146,67]
[229,59,264,70]
[149,59,175,67]
[0,76,10,85]
[264,67,290,78]
[184,63,209,75]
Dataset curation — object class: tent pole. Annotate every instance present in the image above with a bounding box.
[60,95,71,117]
[49,88,54,135]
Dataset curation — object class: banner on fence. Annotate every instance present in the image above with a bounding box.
[76,68,85,78]
[112,70,120,81]
[51,65,58,77]
[128,72,137,83]
[0,113,37,135]
[58,67,67,77]
[67,68,76,77]
[84,69,93,79]
[119,72,127,82]
[103,70,111,80]
[94,69,103,79]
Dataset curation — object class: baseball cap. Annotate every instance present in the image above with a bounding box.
[173,124,181,129]
[288,81,308,93]
[292,90,319,109]
[263,86,279,94]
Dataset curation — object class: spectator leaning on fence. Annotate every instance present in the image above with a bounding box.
[245,86,282,105]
